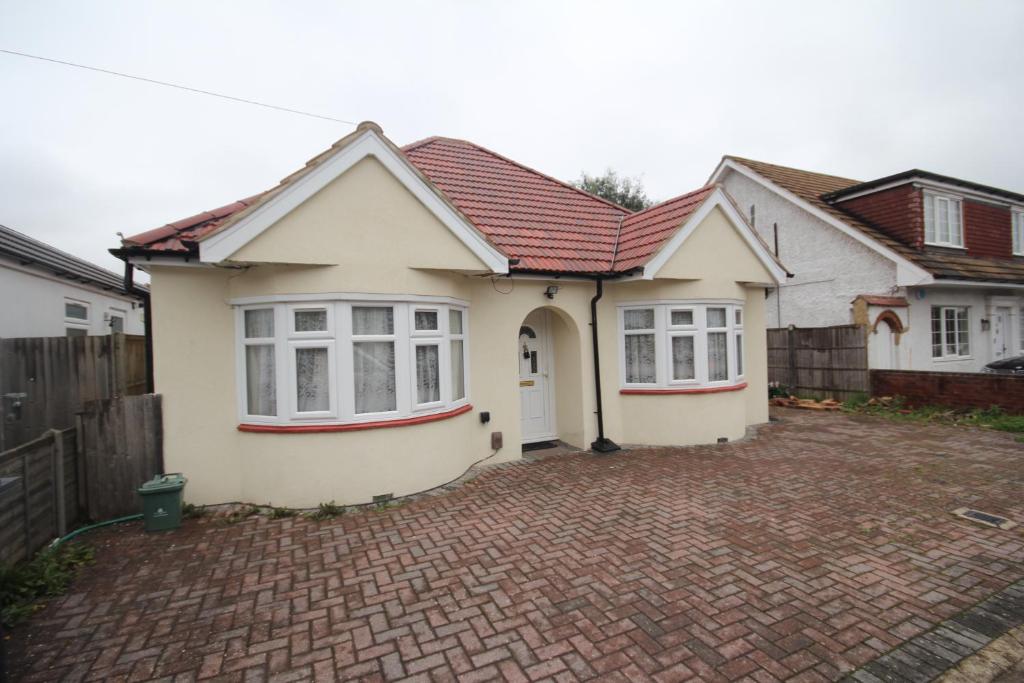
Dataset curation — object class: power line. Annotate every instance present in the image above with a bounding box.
[0,48,357,125]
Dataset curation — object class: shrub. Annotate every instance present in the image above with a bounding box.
[0,542,94,627]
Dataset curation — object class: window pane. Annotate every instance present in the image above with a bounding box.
[707,307,727,328]
[65,302,88,320]
[110,316,124,333]
[245,309,274,338]
[671,336,695,380]
[451,339,465,400]
[931,308,942,357]
[353,306,394,335]
[245,344,276,416]
[66,328,87,338]
[708,331,728,381]
[670,310,693,326]
[353,341,396,413]
[294,309,327,332]
[950,202,962,246]
[624,309,654,330]
[735,309,743,326]
[956,308,969,355]
[414,310,438,332]
[415,345,441,404]
[449,309,463,335]
[944,308,957,355]
[624,334,656,383]
[937,199,949,243]
[295,347,329,412]
[736,333,744,376]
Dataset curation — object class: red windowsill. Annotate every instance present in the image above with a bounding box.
[620,382,747,395]
[238,403,473,433]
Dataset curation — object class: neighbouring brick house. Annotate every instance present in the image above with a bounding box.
[710,158,1024,373]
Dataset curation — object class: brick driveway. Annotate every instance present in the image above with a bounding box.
[9,409,1024,682]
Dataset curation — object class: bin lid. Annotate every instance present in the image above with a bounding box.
[138,473,187,493]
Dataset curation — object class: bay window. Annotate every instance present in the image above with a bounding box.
[930,306,970,359]
[237,298,469,426]
[620,301,745,390]
[924,192,963,248]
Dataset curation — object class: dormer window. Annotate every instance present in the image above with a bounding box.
[923,192,963,248]
[1013,210,1024,256]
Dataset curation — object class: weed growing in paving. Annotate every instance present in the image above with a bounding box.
[309,501,344,521]
[182,503,206,519]
[269,507,297,519]
[0,542,94,627]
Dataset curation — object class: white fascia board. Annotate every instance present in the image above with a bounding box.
[126,255,215,270]
[198,129,509,274]
[919,279,1024,291]
[710,159,934,288]
[641,187,788,284]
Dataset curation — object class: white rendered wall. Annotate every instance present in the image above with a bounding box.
[719,169,899,328]
[905,287,1024,373]
[0,257,144,337]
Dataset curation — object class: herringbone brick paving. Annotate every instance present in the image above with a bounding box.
[8,409,1024,682]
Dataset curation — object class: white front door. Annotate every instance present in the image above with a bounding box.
[992,306,1011,361]
[519,312,555,443]
[868,324,899,370]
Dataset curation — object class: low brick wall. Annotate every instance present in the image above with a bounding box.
[871,369,1024,413]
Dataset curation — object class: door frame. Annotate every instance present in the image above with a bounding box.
[520,309,557,444]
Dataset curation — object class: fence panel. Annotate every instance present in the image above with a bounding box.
[768,325,869,400]
[0,334,147,451]
[79,394,163,520]
[0,428,79,565]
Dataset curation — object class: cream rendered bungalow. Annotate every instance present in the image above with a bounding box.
[112,122,787,508]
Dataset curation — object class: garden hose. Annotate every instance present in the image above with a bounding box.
[49,514,143,549]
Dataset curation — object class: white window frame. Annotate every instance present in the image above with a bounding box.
[618,301,745,390]
[64,297,90,334]
[923,192,964,249]
[621,306,660,387]
[235,298,470,426]
[1013,210,1024,257]
[930,305,971,361]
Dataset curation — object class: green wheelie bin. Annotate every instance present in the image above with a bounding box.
[137,473,187,532]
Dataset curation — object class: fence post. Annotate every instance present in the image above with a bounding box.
[21,448,31,560]
[787,326,797,391]
[51,428,67,538]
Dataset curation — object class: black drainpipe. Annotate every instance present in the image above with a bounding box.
[590,277,620,453]
[123,262,155,394]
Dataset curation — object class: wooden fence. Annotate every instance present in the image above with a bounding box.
[768,325,869,400]
[0,428,78,565]
[78,395,163,521]
[0,394,162,565]
[0,334,147,452]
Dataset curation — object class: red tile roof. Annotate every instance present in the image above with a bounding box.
[613,186,716,271]
[120,133,725,274]
[853,295,909,307]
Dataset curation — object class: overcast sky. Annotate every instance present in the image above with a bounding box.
[1,0,1021,279]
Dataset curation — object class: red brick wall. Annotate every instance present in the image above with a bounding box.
[871,370,1024,413]
[963,200,1012,258]
[835,185,923,248]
